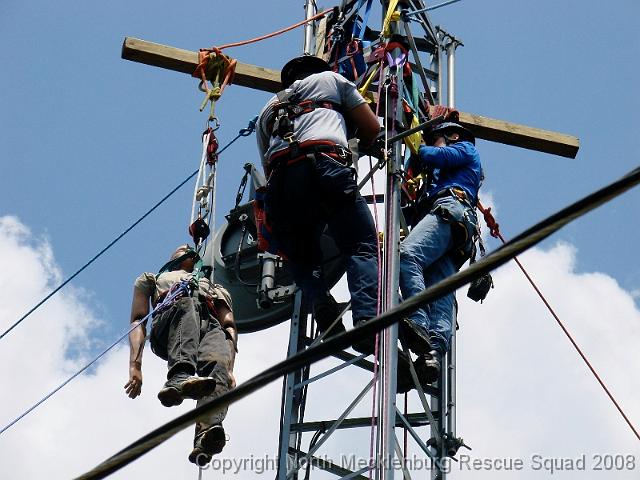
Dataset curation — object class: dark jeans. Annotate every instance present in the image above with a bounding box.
[150,296,233,431]
[265,153,379,323]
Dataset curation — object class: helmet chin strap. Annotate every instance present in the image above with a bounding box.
[443,133,459,146]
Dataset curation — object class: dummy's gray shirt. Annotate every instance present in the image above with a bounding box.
[134,270,232,310]
[256,70,367,171]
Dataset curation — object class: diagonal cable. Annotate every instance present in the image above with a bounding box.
[0,283,189,436]
[74,165,640,480]
[0,117,257,343]
[478,202,640,443]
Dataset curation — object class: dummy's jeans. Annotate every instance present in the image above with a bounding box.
[266,153,379,323]
[150,296,233,433]
[399,196,476,354]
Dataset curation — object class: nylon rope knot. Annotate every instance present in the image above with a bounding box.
[477,200,500,238]
[193,48,237,122]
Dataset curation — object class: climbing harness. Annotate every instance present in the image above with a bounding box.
[265,83,347,166]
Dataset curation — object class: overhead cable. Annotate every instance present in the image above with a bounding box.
[477,201,640,443]
[0,283,190,436]
[75,165,640,480]
[0,117,257,343]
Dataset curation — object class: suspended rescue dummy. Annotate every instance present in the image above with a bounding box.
[125,245,237,466]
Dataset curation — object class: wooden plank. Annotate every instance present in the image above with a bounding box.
[122,37,281,93]
[457,111,580,159]
[122,36,580,158]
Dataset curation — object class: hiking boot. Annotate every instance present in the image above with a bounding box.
[399,318,433,355]
[414,350,441,385]
[188,424,226,466]
[351,318,376,354]
[157,373,216,407]
[314,294,347,338]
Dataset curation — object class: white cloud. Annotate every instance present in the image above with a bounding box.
[0,216,638,479]
[0,216,291,479]
[454,242,640,479]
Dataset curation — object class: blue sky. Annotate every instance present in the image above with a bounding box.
[1,1,639,478]
[2,0,638,331]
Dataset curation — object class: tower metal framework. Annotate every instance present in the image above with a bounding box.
[210,2,469,478]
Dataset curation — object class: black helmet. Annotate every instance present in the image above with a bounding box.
[427,121,475,145]
[281,55,332,89]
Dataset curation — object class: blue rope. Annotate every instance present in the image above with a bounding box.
[0,116,257,343]
[0,281,191,436]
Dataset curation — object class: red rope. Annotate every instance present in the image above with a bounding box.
[214,9,332,51]
[477,200,640,442]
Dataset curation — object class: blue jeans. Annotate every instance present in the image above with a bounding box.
[399,196,477,353]
[266,153,379,323]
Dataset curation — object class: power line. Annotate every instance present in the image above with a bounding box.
[0,283,190,436]
[74,165,640,480]
[0,118,257,343]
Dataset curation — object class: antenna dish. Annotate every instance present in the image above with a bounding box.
[212,201,346,333]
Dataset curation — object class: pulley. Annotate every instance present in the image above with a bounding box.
[189,215,211,246]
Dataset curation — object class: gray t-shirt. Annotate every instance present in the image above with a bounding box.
[257,70,366,171]
[134,270,233,309]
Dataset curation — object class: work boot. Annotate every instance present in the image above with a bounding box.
[157,373,216,407]
[188,424,226,466]
[414,350,441,385]
[351,319,376,354]
[399,318,432,355]
[313,293,347,338]
[396,350,436,394]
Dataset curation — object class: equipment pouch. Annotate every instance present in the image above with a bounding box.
[466,224,494,302]
[431,197,477,268]
[467,273,494,302]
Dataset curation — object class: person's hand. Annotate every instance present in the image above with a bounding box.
[124,363,143,399]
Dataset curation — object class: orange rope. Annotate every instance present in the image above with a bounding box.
[477,199,640,442]
[214,8,332,50]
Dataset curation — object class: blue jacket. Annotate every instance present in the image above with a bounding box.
[417,141,482,205]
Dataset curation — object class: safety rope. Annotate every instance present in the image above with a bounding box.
[192,7,333,120]
[476,199,640,443]
[214,9,332,51]
[366,150,383,480]
[0,280,192,436]
[367,68,395,479]
[74,166,640,480]
[0,117,257,344]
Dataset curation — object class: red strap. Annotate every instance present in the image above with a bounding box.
[204,128,219,165]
